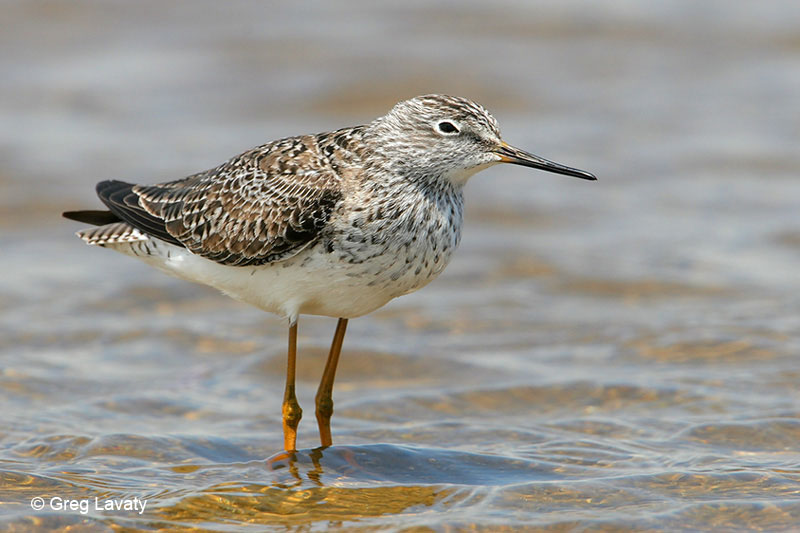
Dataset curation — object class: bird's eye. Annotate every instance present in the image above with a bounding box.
[436,121,459,135]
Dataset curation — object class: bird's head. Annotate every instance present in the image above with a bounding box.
[372,94,596,186]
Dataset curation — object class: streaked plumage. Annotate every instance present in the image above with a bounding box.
[64,94,595,450]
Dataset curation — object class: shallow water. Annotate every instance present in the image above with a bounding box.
[2,1,800,531]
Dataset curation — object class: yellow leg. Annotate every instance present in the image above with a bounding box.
[282,321,302,451]
[315,318,348,447]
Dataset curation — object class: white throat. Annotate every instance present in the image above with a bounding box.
[443,160,500,186]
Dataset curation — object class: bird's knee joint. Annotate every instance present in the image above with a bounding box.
[283,400,303,426]
[316,397,334,419]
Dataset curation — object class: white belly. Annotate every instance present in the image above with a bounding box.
[97,179,464,322]
[108,236,446,323]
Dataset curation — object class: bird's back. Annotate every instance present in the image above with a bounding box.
[68,131,367,266]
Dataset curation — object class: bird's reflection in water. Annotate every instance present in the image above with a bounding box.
[266,446,330,487]
[264,443,564,488]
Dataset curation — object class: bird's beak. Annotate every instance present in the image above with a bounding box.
[495,142,597,181]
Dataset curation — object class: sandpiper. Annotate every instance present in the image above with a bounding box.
[64,94,595,451]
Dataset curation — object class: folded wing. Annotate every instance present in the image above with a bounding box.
[96,136,343,266]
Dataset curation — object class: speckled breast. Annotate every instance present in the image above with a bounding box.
[323,179,465,299]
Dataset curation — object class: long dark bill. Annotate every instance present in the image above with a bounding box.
[496,143,597,181]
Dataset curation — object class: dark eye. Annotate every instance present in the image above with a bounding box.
[437,121,459,134]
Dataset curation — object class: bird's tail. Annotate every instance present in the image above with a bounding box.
[74,222,149,246]
[63,210,147,246]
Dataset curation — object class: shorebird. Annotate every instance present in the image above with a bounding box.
[64,94,595,451]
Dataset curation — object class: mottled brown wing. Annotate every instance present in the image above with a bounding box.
[97,135,343,266]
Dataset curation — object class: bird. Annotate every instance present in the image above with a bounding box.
[63,94,596,452]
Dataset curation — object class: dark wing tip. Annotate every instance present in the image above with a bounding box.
[63,181,138,225]
[95,179,185,247]
[62,210,121,225]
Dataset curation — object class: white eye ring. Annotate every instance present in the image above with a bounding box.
[435,121,460,135]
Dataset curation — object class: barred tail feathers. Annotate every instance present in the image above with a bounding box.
[77,222,149,246]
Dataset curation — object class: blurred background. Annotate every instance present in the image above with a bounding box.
[1,1,799,531]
